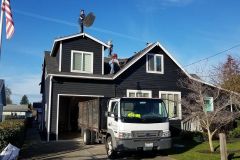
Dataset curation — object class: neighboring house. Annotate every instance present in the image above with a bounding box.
[40,32,229,141]
[2,104,29,120]
[0,79,6,122]
[33,102,43,129]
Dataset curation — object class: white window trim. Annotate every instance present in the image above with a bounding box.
[126,89,152,98]
[70,50,94,74]
[146,53,164,74]
[159,91,182,119]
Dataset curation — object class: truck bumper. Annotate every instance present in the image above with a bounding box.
[115,137,172,151]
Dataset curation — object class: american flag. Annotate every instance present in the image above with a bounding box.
[1,0,14,39]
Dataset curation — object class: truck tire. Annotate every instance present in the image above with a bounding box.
[91,131,96,144]
[105,136,117,159]
[83,129,91,145]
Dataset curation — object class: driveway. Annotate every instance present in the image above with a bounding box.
[19,125,174,160]
[19,139,174,160]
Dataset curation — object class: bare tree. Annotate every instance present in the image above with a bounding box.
[179,77,240,152]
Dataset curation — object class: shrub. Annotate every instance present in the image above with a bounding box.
[180,130,206,142]
[0,120,26,151]
[228,127,240,138]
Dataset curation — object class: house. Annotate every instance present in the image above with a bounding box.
[2,104,29,120]
[0,79,6,122]
[40,32,227,141]
[33,102,43,129]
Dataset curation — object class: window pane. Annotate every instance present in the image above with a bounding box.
[148,55,154,71]
[129,92,135,97]
[174,94,179,116]
[168,94,175,118]
[204,97,213,112]
[156,56,162,72]
[73,53,82,70]
[136,92,142,97]
[83,53,92,72]
[143,93,149,97]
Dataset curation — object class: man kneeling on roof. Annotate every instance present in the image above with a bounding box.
[109,53,120,74]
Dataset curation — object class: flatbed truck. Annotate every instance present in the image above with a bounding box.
[78,97,171,158]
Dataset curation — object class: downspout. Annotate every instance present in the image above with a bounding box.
[47,75,53,142]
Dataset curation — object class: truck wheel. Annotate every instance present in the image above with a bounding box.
[83,129,91,145]
[105,136,116,159]
[91,131,96,144]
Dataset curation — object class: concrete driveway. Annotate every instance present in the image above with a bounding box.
[19,139,174,160]
[19,125,174,160]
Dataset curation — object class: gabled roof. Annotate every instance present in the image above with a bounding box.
[4,105,29,112]
[44,39,223,90]
[50,33,110,56]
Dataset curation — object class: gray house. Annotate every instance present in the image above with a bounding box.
[40,32,224,141]
[0,80,6,121]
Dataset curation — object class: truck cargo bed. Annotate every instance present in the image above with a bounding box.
[78,98,109,131]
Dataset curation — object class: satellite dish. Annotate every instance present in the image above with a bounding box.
[79,10,96,33]
[83,12,95,27]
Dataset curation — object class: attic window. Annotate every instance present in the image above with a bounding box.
[146,54,164,74]
[71,50,93,73]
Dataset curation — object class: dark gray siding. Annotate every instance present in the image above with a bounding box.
[45,76,50,106]
[61,37,103,74]
[55,47,60,67]
[115,47,189,97]
[50,78,114,135]
[48,46,190,138]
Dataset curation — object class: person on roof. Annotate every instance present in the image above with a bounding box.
[109,53,120,74]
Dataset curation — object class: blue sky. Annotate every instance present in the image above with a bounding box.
[0,0,240,104]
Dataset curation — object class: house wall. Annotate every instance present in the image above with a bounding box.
[47,46,191,139]
[0,104,2,121]
[61,37,103,74]
[49,77,114,138]
[115,47,189,97]
[0,93,3,121]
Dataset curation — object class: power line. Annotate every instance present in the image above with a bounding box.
[184,43,240,68]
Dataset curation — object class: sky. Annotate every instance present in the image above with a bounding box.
[0,0,240,104]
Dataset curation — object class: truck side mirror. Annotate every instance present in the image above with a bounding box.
[105,111,108,117]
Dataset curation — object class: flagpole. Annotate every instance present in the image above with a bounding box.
[0,0,4,59]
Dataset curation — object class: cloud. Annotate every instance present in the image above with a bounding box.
[3,74,42,104]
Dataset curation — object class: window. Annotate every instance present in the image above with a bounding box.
[146,54,164,74]
[71,50,93,73]
[159,91,181,119]
[204,97,214,112]
[127,90,152,98]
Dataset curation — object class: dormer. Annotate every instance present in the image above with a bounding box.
[50,33,110,75]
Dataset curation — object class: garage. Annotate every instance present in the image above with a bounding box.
[58,96,95,140]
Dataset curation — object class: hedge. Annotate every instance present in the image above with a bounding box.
[0,120,26,151]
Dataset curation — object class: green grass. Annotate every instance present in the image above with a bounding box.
[162,138,240,160]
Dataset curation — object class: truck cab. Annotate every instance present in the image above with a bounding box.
[105,97,171,158]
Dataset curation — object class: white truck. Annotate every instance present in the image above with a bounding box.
[78,97,171,158]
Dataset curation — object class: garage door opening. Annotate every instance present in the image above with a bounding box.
[58,96,95,140]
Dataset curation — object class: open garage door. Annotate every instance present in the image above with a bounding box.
[58,96,95,140]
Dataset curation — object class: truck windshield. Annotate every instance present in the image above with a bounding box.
[120,98,168,123]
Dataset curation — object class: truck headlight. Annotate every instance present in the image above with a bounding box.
[162,130,171,137]
[118,132,132,139]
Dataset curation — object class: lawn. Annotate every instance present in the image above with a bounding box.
[162,138,240,160]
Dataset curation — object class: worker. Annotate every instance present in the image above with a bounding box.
[109,53,120,74]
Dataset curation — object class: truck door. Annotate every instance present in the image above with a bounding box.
[107,100,119,137]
